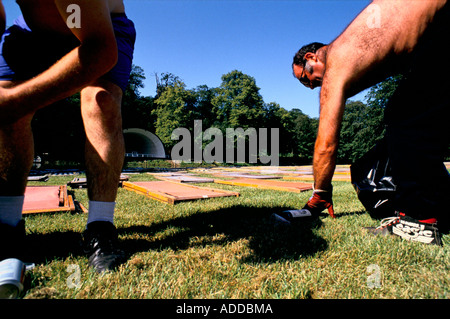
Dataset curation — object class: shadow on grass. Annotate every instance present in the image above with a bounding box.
[21,205,330,265]
[119,205,329,264]
[23,230,84,264]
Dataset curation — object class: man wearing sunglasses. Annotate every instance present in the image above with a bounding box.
[286,0,449,245]
[292,42,327,90]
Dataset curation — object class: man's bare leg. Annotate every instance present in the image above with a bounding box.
[81,79,124,204]
[0,81,34,260]
[0,81,34,196]
[0,117,34,197]
[80,79,126,273]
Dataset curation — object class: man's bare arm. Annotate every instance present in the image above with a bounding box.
[313,0,448,190]
[0,0,118,123]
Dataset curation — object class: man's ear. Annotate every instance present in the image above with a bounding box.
[303,52,318,62]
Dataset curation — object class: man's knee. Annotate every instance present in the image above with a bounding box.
[81,80,123,124]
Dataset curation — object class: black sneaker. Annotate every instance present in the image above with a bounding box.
[82,221,125,273]
[0,220,26,261]
[365,212,442,245]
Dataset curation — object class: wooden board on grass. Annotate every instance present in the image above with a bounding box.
[67,175,129,189]
[282,175,351,182]
[22,185,76,214]
[122,181,239,204]
[214,178,312,193]
[152,174,215,183]
[215,173,279,179]
[279,165,351,182]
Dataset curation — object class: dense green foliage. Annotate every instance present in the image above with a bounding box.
[31,66,403,165]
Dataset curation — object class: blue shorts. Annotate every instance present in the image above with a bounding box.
[0,13,136,92]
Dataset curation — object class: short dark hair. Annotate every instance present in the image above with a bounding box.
[292,42,326,67]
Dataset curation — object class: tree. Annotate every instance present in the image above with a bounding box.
[365,74,404,109]
[262,103,294,156]
[338,100,381,162]
[122,65,156,131]
[155,72,183,99]
[336,75,404,163]
[211,70,265,130]
[289,109,318,159]
[124,64,146,99]
[153,75,196,147]
[191,85,217,129]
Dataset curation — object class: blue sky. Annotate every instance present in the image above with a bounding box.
[3,0,371,118]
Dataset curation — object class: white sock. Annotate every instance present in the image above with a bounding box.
[87,201,115,225]
[0,196,24,227]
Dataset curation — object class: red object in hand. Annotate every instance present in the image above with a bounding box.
[303,191,336,218]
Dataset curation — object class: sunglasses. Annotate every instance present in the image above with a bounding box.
[298,61,311,87]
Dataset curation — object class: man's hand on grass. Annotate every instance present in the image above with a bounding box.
[303,188,335,218]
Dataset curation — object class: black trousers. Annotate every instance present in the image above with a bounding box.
[385,75,450,229]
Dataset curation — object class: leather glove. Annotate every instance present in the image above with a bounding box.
[303,187,336,218]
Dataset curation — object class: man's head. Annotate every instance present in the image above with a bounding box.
[292,42,327,89]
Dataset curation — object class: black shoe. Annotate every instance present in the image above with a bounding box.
[365,212,442,245]
[82,221,125,273]
[0,220,26,261]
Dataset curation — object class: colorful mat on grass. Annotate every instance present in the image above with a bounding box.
[148,173,215,183]
[23,185,76,214]
[122,181,239,204]
[214,178,313,193]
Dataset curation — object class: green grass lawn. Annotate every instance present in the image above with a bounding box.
[22,172,449,299]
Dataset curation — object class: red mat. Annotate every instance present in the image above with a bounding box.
[23,185,75,214]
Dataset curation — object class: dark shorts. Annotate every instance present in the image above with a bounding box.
[0,13,136,92]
